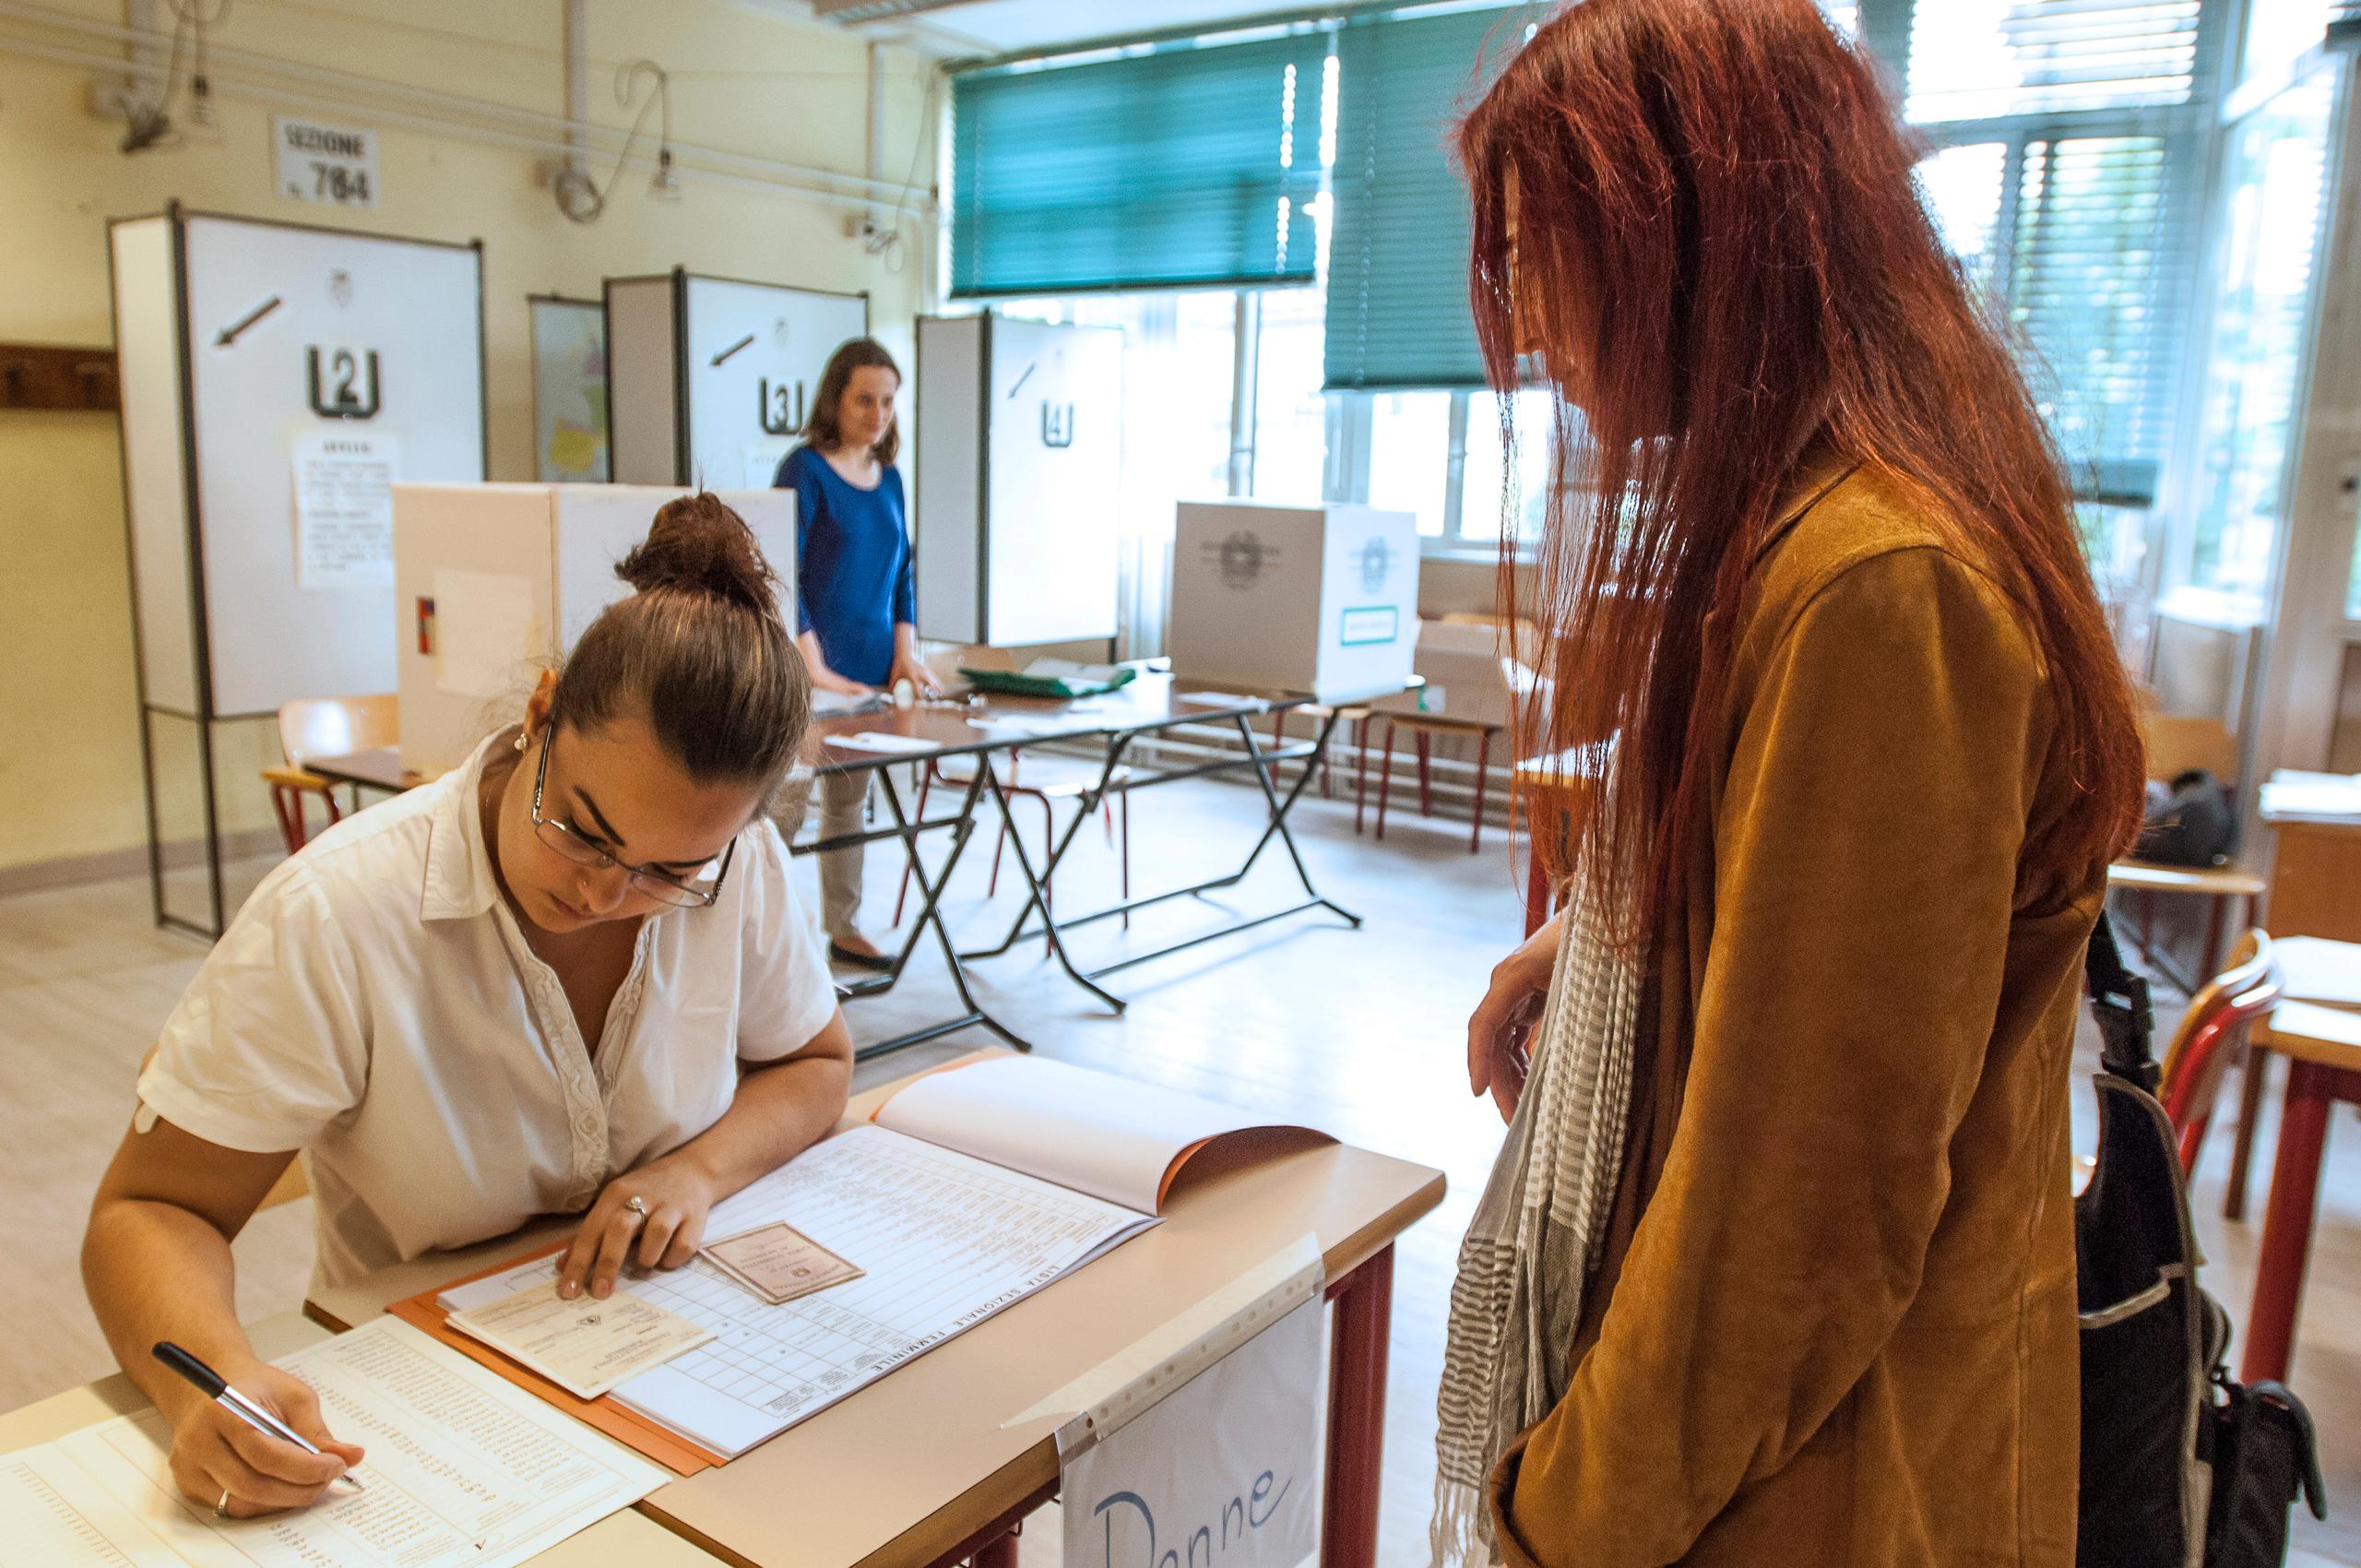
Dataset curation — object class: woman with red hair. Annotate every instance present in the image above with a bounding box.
[1441,3,2144,1564]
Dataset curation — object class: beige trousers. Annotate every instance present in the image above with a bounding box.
[773,767,870,942]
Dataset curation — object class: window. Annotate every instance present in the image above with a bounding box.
[2185,72,2336,605]
[1368,393,1452,537]
[2241,0,2335,89]
[1460,391,1553,548]
[1902,0,2204,124]
[1251,286,1332,505]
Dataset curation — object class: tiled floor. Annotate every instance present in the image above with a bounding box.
[4,768,2354,1564]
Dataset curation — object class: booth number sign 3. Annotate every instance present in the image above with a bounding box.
[276,117,379,208]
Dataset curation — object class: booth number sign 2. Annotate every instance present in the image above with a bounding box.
[275,117,378,208]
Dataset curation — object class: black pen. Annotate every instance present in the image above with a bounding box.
[151,1342,365,1492]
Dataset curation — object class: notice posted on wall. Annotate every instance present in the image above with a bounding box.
[292,430,398,591]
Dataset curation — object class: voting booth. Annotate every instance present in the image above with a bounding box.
[393,483,797,778]
[1167,501,1421,704]
[109,204,486,936]
[604,268,869,490]
[913,314,1123,648]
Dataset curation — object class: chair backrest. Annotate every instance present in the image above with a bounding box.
[2139,710,2239,784]
[2157,929,2282,1173]
[278,695,398,768]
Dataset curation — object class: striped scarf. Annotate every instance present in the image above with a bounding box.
[1431,861,1644,1566]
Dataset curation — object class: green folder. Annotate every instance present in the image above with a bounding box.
[957,659,1140,698]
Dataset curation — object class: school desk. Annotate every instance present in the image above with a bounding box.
[307,1051,1449,1568]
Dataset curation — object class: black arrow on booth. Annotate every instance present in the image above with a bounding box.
[214,295,283,347]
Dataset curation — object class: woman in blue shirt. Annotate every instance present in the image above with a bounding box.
[773,338,938,966]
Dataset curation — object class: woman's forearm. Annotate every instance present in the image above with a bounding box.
[658,1015,853,1200]
[83,1197,257,1426]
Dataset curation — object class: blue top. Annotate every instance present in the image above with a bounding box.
[774,445,915,689]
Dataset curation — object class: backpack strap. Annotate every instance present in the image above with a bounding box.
[2086,910,2159,1093]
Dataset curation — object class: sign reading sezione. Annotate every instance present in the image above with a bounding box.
[275,116,378,208]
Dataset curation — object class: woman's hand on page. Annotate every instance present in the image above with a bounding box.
[1467,911,1563,1124]
[166,1354,362,1517]
[559,1160,718,1300]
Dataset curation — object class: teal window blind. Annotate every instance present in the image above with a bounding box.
[1877,0,2222,504]
[950,34,1332,298]
[1322,6,1516,392]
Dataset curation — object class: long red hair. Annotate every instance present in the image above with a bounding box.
[1456,0,2143,940]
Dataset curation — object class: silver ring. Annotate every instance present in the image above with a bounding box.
[215,1487,232,1518]
[623,1195,648,1220]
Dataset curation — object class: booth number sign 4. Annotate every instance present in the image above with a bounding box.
[276,117,378,208]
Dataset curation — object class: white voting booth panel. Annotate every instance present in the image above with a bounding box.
[606,269,869,490]
[1168,502,1420,704]
[393,484,797,778]
[109,205,484,935]
[914,314,1123,648]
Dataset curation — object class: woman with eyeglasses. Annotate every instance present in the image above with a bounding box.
[81,493,851,1520]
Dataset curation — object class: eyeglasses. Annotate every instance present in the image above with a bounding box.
[528,729,736,909]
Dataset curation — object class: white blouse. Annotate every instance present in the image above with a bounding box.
[136,734,836,1289]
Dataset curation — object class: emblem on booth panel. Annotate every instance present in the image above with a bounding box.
[327,268,354,309]
[1208,529,1279,590]
[759,378,806,436]
[1039,401,1075,448]
[771,315,792,350]
[1358,535,1395,593]
[306,346,382,420]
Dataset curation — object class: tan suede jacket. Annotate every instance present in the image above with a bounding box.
[1489,456,2103,1566]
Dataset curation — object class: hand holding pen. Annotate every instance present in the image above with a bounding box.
[152,1342,366,1519]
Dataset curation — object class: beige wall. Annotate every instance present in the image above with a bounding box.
[0,0,937,873]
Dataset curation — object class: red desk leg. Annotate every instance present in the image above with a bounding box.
[1525,845,1549,937]
[1323,1245,1395,1568]
[972,1528,1019,1568]
[2241,1060,2336,1384]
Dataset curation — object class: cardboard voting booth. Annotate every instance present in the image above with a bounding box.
[604,268,868,490]
[109,204,485,935]
[393,484,795,778]
[913,314,1124,648]
[1167,502,1420,704]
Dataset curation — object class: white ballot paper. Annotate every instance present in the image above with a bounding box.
[449,1282,714,1399]
[441,1125,1158,1457]
[0,1317,664,1568]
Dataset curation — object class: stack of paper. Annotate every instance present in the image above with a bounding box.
[0,1317,664,1568]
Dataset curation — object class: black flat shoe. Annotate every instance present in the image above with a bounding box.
[828,941,895,972]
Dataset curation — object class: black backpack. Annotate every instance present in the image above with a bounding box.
[2138,769,2237,868]
[2076,915,2327,1565]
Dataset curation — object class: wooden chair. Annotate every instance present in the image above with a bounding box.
[2155,931,2282,1178]
[263,695,397,854]
[2109,710,2264,994]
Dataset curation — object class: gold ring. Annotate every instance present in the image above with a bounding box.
[215,1487,232,1518]
[623,1195,649,1221]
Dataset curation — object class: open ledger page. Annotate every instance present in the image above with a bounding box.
[439,1125,1156,1458]
[874,1055,1311,1213]
[0,1317,662,1568]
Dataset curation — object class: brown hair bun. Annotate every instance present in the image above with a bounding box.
[617,492,777,612]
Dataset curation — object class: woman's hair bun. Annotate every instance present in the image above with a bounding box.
[617,493,778,612]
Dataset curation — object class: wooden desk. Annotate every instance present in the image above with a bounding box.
[1513,749,1604,937]
[1369,712,1505,855]
[0,1313,720,1565]
[2242,1002,2361,1385]
[307,1058,1448,1568]
[2260,812,2361,945]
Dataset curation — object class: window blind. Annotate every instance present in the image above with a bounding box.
[1321,6,1520,393]
[1899,0,2206,122]
[950,34,1332,298]
[2006,135,2192,503]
